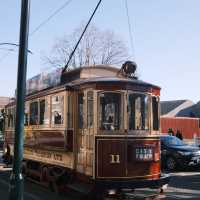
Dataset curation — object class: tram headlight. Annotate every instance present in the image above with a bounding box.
[107,189,117,196]
[4,146,7,153]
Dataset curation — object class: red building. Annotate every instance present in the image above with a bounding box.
[160,100,200,141]
[160,117,200,140]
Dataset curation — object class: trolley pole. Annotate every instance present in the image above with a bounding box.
[9,0,30,199]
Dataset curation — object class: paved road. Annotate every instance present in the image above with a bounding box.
[166,171,200,200]
[0,168,200,200]
[0,151,199,199]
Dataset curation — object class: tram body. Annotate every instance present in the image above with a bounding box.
[3,65,169,195]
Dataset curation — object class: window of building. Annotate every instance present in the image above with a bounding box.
[52,95,64,125]
[78,94,84,129]
[128,93,149,130]
[30,101,38,125]
[152,96,159,130]
[67,95,73,128]
[99,92,122,131]
[87,91,93,128]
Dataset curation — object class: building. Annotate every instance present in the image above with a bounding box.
[161,100,194,117]
[160,100,200,142]
[0,97,11,110]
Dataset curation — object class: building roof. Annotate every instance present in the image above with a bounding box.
[161,100,194,117]
[0,97,11,110]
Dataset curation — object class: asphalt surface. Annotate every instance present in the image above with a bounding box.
[0,151,200,199]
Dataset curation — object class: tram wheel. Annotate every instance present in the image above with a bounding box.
[166,156,176,171]
[84,189,105,200]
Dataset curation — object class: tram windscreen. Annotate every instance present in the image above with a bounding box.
[99,92,121,131]
[128,93,149,130]
[152,96,159,130]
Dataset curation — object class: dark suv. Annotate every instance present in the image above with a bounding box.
[160,135,200,170]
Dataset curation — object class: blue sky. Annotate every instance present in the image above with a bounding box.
[0,0,200,102]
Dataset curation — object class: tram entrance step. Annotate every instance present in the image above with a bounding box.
[67,182,93,194]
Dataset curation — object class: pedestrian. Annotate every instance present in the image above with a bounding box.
[168,128,174,136]
[176,130,183,140]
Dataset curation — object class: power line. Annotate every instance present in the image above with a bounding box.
[125,0,135,60]
[0,43,33,54]
[62,0,103,72]
[29,0,73,36]
[0,0,74,63]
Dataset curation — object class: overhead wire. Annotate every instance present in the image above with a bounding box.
[62,0,103,72]
[0,0,74,63]
[29,0,74,36]
[125,0,136,60]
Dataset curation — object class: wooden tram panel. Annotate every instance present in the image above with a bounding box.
[96,137,160,179]
[96,138,126,178]
[3,65,170,195]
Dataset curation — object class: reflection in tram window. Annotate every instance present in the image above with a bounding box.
[99,92,121,131]
[78,94,84,129]
[152,96,159,130]
[52,96,64,125]
[128,94,149,130]
[87,92,93,128]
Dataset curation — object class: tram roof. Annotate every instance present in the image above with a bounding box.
[62,65,160,89]
[7,65,160,106]
[66,76,160,89]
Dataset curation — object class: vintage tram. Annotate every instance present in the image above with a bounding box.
[3,63,169,198]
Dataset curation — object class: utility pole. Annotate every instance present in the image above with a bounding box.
[9,0,30,199]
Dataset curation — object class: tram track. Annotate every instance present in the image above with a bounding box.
[103,189,166,200]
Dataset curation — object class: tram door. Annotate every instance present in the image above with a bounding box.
[66,93,75,155]
[76,91,94,176]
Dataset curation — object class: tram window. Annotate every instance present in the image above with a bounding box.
[99,92,121,131]
[7,108,14,128]
[152,96,159,130]
[128,94,149,130]
[67,95,73,128]
[52,95,64,125]
[24,103,29,126]
[87,91,93,128]
[24,113,28,126]
[30,101,38,125]
[13,107,16,127]
[39,99,45,125]
[78,94,84,129]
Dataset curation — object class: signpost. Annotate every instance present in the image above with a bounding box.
[9,0,30,199]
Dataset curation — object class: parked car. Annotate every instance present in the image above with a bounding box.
[160,135,200,170]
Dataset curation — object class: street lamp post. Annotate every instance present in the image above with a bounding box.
[9,0,30,199]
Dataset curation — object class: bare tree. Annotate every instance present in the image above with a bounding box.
[44,24,130,69]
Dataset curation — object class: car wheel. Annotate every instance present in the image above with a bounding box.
[166,157,176,171]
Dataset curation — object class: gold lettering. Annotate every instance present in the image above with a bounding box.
[110,154,120,164]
